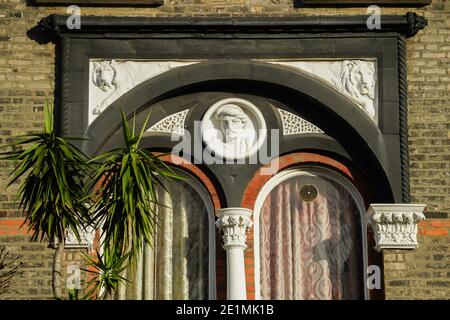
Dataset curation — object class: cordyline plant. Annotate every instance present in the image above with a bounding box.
[81,110,182,299]
[88,110,181,266]
[2,102,180,300]
[0,101,91,299]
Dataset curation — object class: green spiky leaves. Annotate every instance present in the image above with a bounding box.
[89,110,182,262]
[1,101,90,245]
[81,247,131,300]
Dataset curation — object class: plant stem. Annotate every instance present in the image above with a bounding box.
[52,240,64,299]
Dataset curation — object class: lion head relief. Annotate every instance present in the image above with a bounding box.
[339,60,377,120]
[92,60,118,92]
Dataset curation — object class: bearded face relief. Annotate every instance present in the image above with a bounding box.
[201,98,267,161]
[215,104,252,155]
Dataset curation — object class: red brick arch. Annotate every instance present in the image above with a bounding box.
[158,154,223,210]
[242,152,354,210]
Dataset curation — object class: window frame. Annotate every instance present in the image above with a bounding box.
[253,166,369,300]
[101,168,217,300]
[180,171,217,300]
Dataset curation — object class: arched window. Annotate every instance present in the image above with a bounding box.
[116,170,216,300]
[254,167,368,300]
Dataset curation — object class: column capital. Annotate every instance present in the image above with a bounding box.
[216,207,253,250]
[367,203,426,251]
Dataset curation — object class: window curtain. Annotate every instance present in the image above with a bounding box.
[259,175,364,300]
[117,180,209,300]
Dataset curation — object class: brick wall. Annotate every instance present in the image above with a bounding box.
[407,0,450,215]
[0,218,53,299]
[0,0,449,299]
[0,219,89,299]
[384,220,450,299]
[383,0,450,300]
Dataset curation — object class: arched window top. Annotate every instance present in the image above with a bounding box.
[254,167,367,220]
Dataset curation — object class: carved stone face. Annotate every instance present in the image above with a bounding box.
[352,64,376,99]
[219,115,246,142]
[215,104,250,144]
[93,61,116,92]
[202,98,267,161]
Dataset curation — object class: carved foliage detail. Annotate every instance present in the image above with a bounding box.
[216,213,253,249]
[367,205,426,251]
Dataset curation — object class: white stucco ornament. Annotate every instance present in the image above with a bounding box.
[89,60,198,125]
[146,109,189,135]
[277,108,323,135]
[216,209,253,249]
[201,98,267,161]
[367,204,426,251]
[88,59,378,128]
[266,59,378,122]
[64,226,96,252]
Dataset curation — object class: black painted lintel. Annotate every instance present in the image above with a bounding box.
[38,13,427,39]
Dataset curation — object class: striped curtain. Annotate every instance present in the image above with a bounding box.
[117,180,209,300]
[259,174,364,300]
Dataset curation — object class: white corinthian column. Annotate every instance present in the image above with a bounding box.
[216,208,253,300]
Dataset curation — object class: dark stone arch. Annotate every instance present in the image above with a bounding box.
[85,60,396,204]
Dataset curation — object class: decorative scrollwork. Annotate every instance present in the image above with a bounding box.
[64,226,96,252]
[278,108,323,135]
[146,109,189,135]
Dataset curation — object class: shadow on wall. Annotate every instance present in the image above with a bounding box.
[0,246,22,296]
